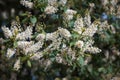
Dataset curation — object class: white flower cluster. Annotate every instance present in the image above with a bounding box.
[82,23,97,37]
[44,6,58,14]
[16,26,32,40]
[46,31,59,41]
[3,10,102,69]
[17,41,34,50]
[6,48,16,58]
[64,9,77,20]
[72,12,101,54]
[1,22,33,40]
[20,0,33,8]
[2,0,103,70]
[86,47,101,54]
[73,17,84,34]
[84,11,91,27]
[45,0,58,14]
[58,27,71,39]
[75,40,84,49]
[13,58,21,71]
[44,0,67,14]
[74,12,98,37]
[2,26,13,38]
[98,21,116,34]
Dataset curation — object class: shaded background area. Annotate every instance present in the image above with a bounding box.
[0,0,27,26]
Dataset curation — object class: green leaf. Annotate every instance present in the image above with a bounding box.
[72,32,79,38]
[14,41,18,48]
[70,41,76,47]
[27,60,32,67]
[79,56,84,66]
[30,16,37,24]
[98,67,105,72]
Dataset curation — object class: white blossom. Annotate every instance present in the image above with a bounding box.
[85,47,101,54]
[20,0,33,8]
[2,26,13,38]
[30,52,43,60]
[25,41,44,54]
[74,17,84,28]
[44,6,58,14]
[62,43,67,48]
[13,58,21,71]
[64,9,77,20]
[6,48,15,58]
[17,41,34,49]
[62,47,76,60]
[16,26,32,40]
[11,26,19,36]
[75,40,84,48]
[73,17,84,34]
[84,11,91,26]
[46,31,59,41]
[82,23,97,37]
[44,38,62,51]
[58,27,71,39]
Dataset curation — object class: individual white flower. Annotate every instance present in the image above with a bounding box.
[20,0,33,8]
[13,58,21,71]
[16,26,32,40]
[64,9,77,20]
[6,48,15,58]
[58,27,71,39]
[17,41,34,49]
[2,26,13,38]
[36,33,45,41]
[62,43,66,48]
[75,40,84,48]
[44,6,58,14]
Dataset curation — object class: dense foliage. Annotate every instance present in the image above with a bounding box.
[0,0,120,80]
